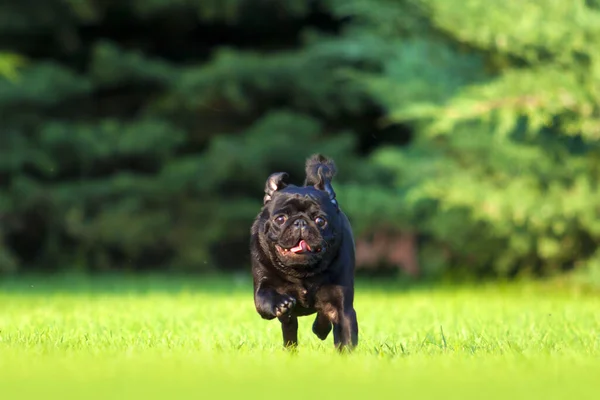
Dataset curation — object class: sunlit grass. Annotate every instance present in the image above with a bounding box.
[0,275,599,399]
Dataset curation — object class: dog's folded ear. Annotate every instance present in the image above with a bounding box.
[263,172,288,204]
[304,154,338,208]
[318,170,338,208]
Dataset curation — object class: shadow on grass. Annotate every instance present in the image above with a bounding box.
[1,271,593,298]
[0,271,445,296]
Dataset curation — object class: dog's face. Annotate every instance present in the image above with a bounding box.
[258,173,341,271]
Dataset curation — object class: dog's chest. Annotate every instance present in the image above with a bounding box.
[293,287,318,316]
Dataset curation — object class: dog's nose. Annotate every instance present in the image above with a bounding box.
[293,219,307,229]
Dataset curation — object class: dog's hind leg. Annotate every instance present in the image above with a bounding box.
[332,307,358,351]
[312,312,332,340]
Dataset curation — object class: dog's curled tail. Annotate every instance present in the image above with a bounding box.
[305,154,337,187]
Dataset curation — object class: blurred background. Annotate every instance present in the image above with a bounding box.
[1,0,599,285]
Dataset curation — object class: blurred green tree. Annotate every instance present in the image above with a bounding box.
[0,51,25,273]
[0,52,24,80]
[0,0,396,273]
[352,0,600,278]
[2,0,599,280]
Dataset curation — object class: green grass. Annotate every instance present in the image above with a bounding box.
[1,275,599,399]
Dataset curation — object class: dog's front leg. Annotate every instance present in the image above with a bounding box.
[254,283,298,348]
[254,282,296,320]
[278,315,299,348]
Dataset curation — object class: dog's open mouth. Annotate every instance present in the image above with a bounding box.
[276,240,322,255]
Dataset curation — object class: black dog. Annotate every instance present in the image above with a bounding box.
[250,154,358,351]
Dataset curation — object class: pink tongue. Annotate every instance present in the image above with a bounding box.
[290,240,311,253]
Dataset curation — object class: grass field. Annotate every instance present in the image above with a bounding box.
[1,275,599,399]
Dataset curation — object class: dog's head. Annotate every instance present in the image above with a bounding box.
[257,155,341,272]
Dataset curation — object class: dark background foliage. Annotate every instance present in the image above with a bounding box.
[1,0,600,282]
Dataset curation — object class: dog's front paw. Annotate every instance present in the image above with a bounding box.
[274,295,296,318]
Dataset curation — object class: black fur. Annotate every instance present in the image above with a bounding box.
[250,154,358,351]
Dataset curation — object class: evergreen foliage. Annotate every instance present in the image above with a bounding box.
[1,0,599,279]
[357,0,600,277]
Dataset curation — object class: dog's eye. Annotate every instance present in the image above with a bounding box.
[315,217,327,227]
[274,215,287,225]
